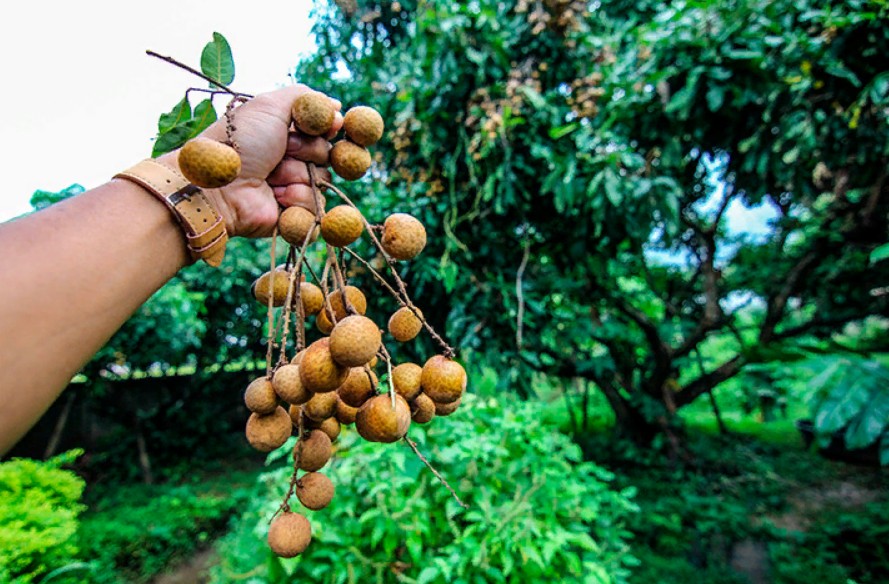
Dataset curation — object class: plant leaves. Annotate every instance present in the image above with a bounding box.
[200,32,235,87]
[158,97,191,134]
[870,243,889,264]
[845,388,889,449]
[189,99,218,139]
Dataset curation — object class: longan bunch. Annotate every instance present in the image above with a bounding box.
[239,90,466,558]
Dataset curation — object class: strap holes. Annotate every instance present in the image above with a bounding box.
[203,219,208,223]
[196,207,201,212]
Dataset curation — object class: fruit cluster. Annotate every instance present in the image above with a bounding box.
[175,89,466,558]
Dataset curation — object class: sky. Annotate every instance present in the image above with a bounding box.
[0,0,318,222]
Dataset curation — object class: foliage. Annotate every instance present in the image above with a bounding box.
[0,451,86,584]
[212,395,638,584]
[292,0,889,437]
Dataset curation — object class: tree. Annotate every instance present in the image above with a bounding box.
[293,0,889,440]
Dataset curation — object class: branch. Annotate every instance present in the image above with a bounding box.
[146,50,252,98]
[674,355,744,408]
[515,240,531,350]
[403,436,468,509]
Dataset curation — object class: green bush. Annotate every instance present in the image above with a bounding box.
[0,451,87,584]
[212,395,638,583]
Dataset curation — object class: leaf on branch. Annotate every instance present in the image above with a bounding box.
[158,96,191,134]
[188,99,218,139]
[845,388,889,450]
[870,243,889,264]
[200,32,235,87]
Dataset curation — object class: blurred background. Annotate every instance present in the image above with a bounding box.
[2,1,888,583]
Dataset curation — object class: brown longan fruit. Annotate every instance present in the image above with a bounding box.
[273,365,311,405]
[303,391,338,422]
[329,315,382,367]
[316,309,335,334]
[306,416,342,442]
[330,140,372,181]
[268,512,311,558]
[299,282,324,316]
[421,355,467,404]
[392,363,422,401]
[411,393,436,424]
[356,394,411,443]
[292,91,336,136]
[335,396,359,425]
[295,429,332,471]
[291,349,307,366]
[279,206,318,247]
[329,286,367,320]
[388,307,423,342]
[178,137,241,188]
[321,205,364,247]
[434,396,462,417]
[246,406,292,452]
[296,472,335,510]
[244,377,278,414]
[300,338,349,393]
[381,213,427,260]
[337,367,378,407]
[253,269,290,307]
[343,106,384,146]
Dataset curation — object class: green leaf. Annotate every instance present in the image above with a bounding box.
[519,86,547,110]
[201,32,235,87]
[548,123,578,139]
[158,97,191,134]
[152,124,192,157]
[845,389,889,449]
[881,433,889,466]
[813,373,872,434]
[189,99,218,139]
[705,85,725,111]
[870,243,889,264]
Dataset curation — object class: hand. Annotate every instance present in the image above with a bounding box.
[161,85,342,238]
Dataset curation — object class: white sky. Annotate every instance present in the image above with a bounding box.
[0,0,317,222]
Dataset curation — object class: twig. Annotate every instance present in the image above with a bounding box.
[515,239,530,351]
[265,228,279,377]
[273,417,305,521]
[146,50,252,98]
[378,343,396,408]
[403,436,469,509]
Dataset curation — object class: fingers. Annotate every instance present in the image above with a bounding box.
[274,184,326,212]
[267,158,332,187]
[327,110,344,139]
[286,133,332,166]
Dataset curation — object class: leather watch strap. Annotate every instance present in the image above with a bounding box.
[115,159,228,267]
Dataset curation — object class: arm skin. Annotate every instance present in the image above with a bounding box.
[0,85,341,455]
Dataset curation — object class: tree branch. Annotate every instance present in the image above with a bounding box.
[675,355,744,408]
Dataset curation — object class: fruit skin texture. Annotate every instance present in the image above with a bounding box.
[300,338,349,393]
[421,356,467,404]
[388,307,423,342]
[381,213,427,260]
[343,106,384,146]
[321,205,364,247]
[291,91,336,136]
[295,429,332,472]
[273,365,311,405]
[411,393,436,424]
[330,315,382,367]
[335,397,359,425]
[300,282,324,316]
[356,394,411,443]
[316,309,335,334]
[296,472,335,510]
[392,363,422,401]
[246,406,292,452]
[244,377,278,414]
[434,396,462,417]
[253,269,290,307]
[303,391,338,422]
[329,286,367,319]
[330,140,372,180]
[267,512,311,558]
[178,138,241,188]
[279,206,318,246]
[291,349,307,366]
[337,367,377,407]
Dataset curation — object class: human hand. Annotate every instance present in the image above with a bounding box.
[161,85,341,238]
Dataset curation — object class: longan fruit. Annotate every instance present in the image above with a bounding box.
[337,367,378,407]
[329,286,367,320]
[299,282,324,316]
[381,213,427,260]
[388,307,423,342]
[279,206,318,247]
[434,396,462,417]
[421,355,467,404]
[307,416,341,442]
[303,391,338,422]
[273,365,311,405]
[316,308,335,334]
[291,349,307,366]
[296,472,335,510]
[356,394,411,443]
[295,429,332,472]
[253,269,290,307]
[292,91,336,136]
[246,406,292,452]
[343,106,384,146]
[300,338,349,393]
[321,205,364,247]
[392,363,422,401]
[411,393,436,424]
[330,140,372,180]
[329,315,382,367]
[335,396,359,425]
[178,137,241,188]
[244,377,278,414]
[268,512,311,558]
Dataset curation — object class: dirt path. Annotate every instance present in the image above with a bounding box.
[152,549,217,584]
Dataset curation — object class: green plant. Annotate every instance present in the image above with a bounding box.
[0,450,86,584]
[212,394,638,583]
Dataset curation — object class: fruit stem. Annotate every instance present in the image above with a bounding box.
[403,435,469,509]
[265,228,279,377]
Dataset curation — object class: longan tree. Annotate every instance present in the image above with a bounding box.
[293,0,889,440]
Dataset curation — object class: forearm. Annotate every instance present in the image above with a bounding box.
[0,176,188,454]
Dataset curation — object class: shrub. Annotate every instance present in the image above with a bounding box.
[0,450,86,583]
[212,395,638,583]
